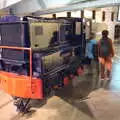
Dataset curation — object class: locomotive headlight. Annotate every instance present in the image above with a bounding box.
[86,21,90,26]
[20,17,23,21]
[36,67,41,73]
[33,72,40,78]
[33,53,41,59]
[33,53,42,77]
[83,18,85,23]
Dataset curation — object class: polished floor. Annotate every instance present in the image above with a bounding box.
[0,45,120,120]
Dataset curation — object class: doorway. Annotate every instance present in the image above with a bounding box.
[114,24,120,43]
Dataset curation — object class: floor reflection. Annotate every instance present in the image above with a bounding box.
[56,51,120,111]
[55,45,120,119]
[108,62,120,91]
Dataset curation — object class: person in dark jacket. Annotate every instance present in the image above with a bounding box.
[98,30,114,80]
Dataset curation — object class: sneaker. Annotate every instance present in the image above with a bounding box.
[106,76,112,81]
[100,75,105,81]
[100,77,105,81]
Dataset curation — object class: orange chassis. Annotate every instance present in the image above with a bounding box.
[0,46,43,99]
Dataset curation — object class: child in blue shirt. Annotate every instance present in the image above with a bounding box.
[85,32,97,74]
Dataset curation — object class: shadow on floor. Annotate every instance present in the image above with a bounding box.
[10,110,36,120]
[55,73,99,118]
[11,72,102,119]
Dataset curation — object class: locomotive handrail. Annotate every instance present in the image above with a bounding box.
[0,46,32,81]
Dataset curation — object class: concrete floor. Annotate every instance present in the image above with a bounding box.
[0,44,120,120]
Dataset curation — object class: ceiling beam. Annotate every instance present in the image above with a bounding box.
[34,0,120,16]
[3,0,120,15]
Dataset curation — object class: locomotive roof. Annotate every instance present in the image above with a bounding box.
[0,21,28,25]
[0,20,71,25]
[0,15,83,24]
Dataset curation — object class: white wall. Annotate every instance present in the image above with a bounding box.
[91,7,120,41]
[0,0,22,9]
[40,6,120,41]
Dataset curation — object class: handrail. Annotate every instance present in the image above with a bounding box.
[0,46,32,81]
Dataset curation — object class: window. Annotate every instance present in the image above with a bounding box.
[67,12,71,18]
[92,10,96,20]
[76,22,81,35]
[117,6,120,21]
[111,12,114,21]
[35,26,43,36]
[52,14,56,18]
[102,11,105,21]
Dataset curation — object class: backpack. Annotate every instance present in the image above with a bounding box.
[99,38,111,57]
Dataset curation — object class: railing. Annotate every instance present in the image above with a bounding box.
[0,46,32,80]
